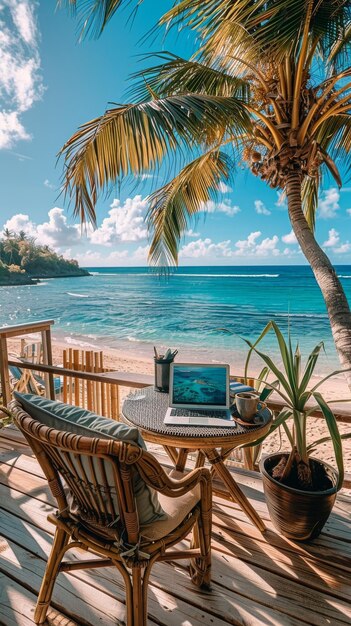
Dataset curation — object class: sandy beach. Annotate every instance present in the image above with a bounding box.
[6,333,351,479]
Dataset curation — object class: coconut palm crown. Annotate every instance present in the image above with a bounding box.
[59,0,351,386]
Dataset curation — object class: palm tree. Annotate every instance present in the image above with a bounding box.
[2,228,13,240]
[3,236,19,265]
[59,0,351,387]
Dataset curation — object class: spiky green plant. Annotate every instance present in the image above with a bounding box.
[244,321,351,490]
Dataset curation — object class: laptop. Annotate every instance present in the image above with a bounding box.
[164,363,236,427]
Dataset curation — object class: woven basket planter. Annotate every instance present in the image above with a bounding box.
[260,453,338,541]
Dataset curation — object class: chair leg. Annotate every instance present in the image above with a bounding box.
[34,527,69,624]
[131,566,147,626]
[190,517,212,590]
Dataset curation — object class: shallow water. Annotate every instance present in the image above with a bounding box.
[1,265,351,373]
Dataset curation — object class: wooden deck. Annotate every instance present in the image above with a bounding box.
[1,425,351,626]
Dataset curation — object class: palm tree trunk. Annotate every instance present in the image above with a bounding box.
[286,170,351,390]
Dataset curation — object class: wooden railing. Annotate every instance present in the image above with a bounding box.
[1,321,350,488]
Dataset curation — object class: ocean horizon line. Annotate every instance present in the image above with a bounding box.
[84,263,351,269]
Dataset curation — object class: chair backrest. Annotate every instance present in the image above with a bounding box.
[62,349,119,419]
[11,400,144,545]
[9,364,44,396]
[20,339,43,364]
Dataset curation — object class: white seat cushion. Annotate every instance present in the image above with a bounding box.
[140,469,201,541]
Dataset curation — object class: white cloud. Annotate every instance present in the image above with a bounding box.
[11,1,36,44]
[234,231,261,253]
[282,230,298,245]
[75,249,129,266]
[44,179,56,190]
[201,199,240,217]
[347,209,351,216]
[254,235,280,256]
[180,231,282,259]
[89,195,148,245]
[234,231,280,257]
[133,245,150,261]
[323,228,340,248]
[1,196,149,252]
[0,0,43,148]
[217,181,232,193]
[37,208,82,247]
[318,187,340,219]
[9,150,32,160]
[185,228,200,238]
[2,212,36,237]
[254,200,271,216]
[2,208,82,248]
[334,242,351,254]
[180,238,233,259]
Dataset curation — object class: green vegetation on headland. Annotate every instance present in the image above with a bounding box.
[0,229,89,286]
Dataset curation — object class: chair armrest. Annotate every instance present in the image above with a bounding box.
[135,449,212,498]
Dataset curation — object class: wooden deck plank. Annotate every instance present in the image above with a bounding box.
[3,441,351,560]
[0,507,315,626]
[2,485,351,626]
[0,536,132,626]
[1,427,351,626]
[0,573,81,626]
[0,533,234,626]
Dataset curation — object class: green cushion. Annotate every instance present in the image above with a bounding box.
[14,392,165,525]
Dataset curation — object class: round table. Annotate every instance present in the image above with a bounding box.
[122,386,273,532]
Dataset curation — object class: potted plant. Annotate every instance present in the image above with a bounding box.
[244,321,351,541]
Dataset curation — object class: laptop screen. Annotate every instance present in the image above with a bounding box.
[170,363,229,408]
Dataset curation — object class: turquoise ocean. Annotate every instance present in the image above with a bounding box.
[2,265,351,373]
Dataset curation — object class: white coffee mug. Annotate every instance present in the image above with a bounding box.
[235,392,266,422]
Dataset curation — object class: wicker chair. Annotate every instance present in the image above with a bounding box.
[10,399,212,626]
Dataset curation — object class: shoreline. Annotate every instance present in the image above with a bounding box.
[6,330,351,478]
[9,329,350,403]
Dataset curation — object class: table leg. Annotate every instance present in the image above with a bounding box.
[243,446,255,471]
[175,448,189,472]
[205,448,266,533]
[195,450,206,468]
[163,446,189,472]
[163,445,178,466]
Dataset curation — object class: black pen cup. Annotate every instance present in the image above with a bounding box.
[154,357,174,392]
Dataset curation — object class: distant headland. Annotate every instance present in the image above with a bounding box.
[0,230,89,286]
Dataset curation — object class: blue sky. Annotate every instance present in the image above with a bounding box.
[0,0,351,267]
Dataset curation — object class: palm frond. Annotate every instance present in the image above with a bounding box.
[128,52,250,101]
[198,19,261,75]
[328,21,351,71]
[302,176,319,232]
[59,94,250,224]
[316,114,351,179]
[161,0,351,62]
[147,149,232,267]
[57,0,137,38]
[310,2,351,58]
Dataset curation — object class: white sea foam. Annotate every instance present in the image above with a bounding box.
[127,336,142,342]
[66,292,89,298]
[64,336,98,348]
[338,275,351,278]
[274,313,328,319]
[175,273,280,278]
[87,272,280,278]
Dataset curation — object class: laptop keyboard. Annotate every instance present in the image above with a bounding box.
[170,408,229,418]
